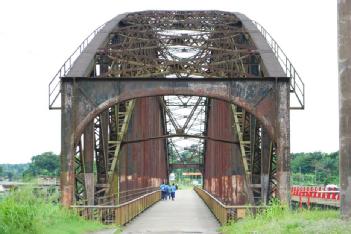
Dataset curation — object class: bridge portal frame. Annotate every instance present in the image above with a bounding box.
[61,76,290,207]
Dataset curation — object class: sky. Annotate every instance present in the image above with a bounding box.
[0,0,338,163]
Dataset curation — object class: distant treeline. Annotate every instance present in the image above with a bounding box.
[0,152,59,181]
[291,151,339,185]
[0,151,340,185]
[0,164,29,181]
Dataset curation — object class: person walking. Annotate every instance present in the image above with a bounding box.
[160,182,166,200]
[168,183,172,200]
[164,183,170,200]
[170,183,177,201]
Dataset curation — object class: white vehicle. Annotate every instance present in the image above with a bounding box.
[325,184,339,191]
[169,173,176,181]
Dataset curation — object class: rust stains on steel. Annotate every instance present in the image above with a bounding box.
[204,99,248,205]
[119,97,167,203]
[58,11,294,209]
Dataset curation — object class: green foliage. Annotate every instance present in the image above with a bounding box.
[169,144,202,164]
[0,186,106,234]
[291,151,339,185]
[0,152,60,180]
[23,152,60,178]
[0,164,29,181]
[221,203,350,234]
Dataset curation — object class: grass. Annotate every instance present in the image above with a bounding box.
[221,200,351,234]
[0,186,114,234]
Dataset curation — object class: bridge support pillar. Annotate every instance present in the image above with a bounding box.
[61,82,75,207]
[276,82,290,204]
[338,0,351,219]
[261,128,271,205]
[84,122,95,205]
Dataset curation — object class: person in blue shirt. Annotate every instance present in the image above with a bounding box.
[168,183,172,200]
[170,183,177,201]
[164,183,170,200]
[160,182,166,200]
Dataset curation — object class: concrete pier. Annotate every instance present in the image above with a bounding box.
[338,0,351,219]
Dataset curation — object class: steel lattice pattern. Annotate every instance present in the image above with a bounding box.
[95,11,261,78]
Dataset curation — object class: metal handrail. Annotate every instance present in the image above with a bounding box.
[252,20,305,110]
[96,186,159,205]
[194,186,267,224]
[48,23,106,110]
[71,190,161,225]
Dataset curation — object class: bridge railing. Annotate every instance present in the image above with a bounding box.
[252,21,305,110]
[194,186,267,225]
[290,186,340,208]
[96,186,159,205]
[71,190,161,225]
[48,23,106,110]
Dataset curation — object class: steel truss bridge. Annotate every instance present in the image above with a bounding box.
[49,10,305,223]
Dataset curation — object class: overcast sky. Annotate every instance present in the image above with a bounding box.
[0,0,337,163]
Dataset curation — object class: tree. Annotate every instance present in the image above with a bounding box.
[23,152,60,177]
[291,151,339,185]
[0,166,3,176]
[7,171,13,181]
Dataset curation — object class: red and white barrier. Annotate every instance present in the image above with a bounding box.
[290,186,340,208]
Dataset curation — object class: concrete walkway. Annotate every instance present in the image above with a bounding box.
[87,229,117,234]
[122,189,220,234]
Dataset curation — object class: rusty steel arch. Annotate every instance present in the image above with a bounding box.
[61,78,288,207]
[51,10,304,208]
[71,85,279,145]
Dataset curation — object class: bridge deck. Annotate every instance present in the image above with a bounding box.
[122,189,220,233]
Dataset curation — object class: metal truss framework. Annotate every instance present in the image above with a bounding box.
[96,11,262,79]
[232,106,277,204]
[54,11,300,208]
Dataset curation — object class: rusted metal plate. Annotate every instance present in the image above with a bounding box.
[119,97,167,203]
[204,99,247,205]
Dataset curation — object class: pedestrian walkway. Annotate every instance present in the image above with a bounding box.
[122,189,220,234]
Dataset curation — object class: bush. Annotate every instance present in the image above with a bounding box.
[0,186,106,234]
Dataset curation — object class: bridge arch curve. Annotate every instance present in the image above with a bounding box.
[73,91,275,149]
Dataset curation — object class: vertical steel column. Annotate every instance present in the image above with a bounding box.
[338,0,351,219]
[84,122,95,205]
[261,128,271,204]
[231,110,247,205]
[61,82,75,207]
[101,111,109,168]
[276,81,290,204]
